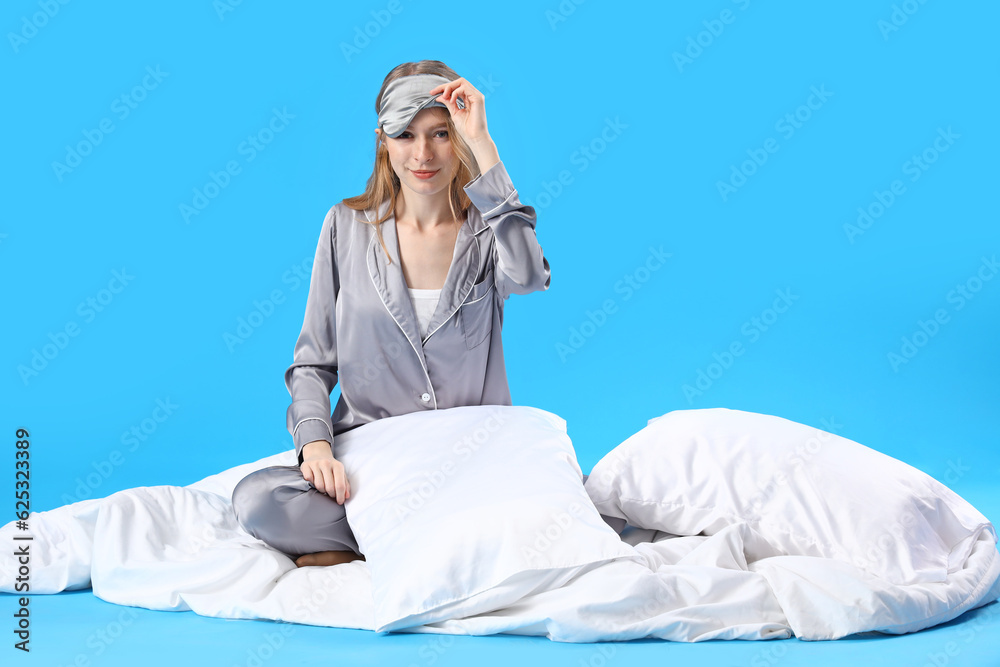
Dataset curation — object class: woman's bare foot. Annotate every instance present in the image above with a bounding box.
[295,550,366,568]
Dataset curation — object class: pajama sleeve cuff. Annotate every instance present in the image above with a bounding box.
[292,417,335,463]
[463,160,551,298]
[463,160,521,219]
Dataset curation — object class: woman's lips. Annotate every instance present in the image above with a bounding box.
[412,169,438,180]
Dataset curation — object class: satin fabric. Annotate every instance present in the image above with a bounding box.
[284,159,551,465]
[231,464,363,556]
[230,159,550,557]
[377,73,458,138]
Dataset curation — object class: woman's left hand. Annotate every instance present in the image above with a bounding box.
[429,78,491,146]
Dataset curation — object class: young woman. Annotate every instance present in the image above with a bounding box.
[230,60,551,568]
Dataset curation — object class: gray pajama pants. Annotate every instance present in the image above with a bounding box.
[231,466,592,559]
[231,465,363,558]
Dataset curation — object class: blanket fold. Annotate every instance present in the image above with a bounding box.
[2,407,997,643]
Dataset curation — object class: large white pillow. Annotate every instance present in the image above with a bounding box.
[335,404,639,633]
[584,408,995,587]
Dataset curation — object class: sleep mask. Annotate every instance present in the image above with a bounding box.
[377,73,465,139]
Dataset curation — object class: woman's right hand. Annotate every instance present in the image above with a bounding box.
[300,440,351,504]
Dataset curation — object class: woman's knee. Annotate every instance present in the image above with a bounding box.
[231,465,304,535]
[230,464,358,556]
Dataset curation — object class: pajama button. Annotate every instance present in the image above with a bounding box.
[420,392,431,402]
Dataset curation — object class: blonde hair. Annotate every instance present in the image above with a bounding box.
[342,60,480,265]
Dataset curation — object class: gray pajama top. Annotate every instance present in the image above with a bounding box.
[285,160,551,464]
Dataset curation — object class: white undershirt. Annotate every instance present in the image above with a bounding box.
[407,287,442,339]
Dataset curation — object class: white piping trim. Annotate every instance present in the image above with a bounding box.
[421,246,483,345]
[292,417,334,443]
[478,188,518,219]
[366,232,437,409]
[461,285,494,306]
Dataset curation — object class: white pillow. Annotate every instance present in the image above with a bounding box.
[335,404,639,633]
[584,407,994,586]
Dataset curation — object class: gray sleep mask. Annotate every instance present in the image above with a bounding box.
[377,73,465,139]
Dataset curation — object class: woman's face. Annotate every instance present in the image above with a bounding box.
[382,107,457,196]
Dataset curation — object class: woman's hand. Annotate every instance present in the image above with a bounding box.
[300,440,351,504]
[429,77,492,147]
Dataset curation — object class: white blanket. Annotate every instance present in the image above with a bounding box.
[3,406,999,643]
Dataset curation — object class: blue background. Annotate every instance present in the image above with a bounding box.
[3,1,999,665]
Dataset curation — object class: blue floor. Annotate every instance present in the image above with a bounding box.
[12,485,1000,667]
[16,589,1000,667]
[4,1,998,664]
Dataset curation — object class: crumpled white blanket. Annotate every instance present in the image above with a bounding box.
[2,410,999,643]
